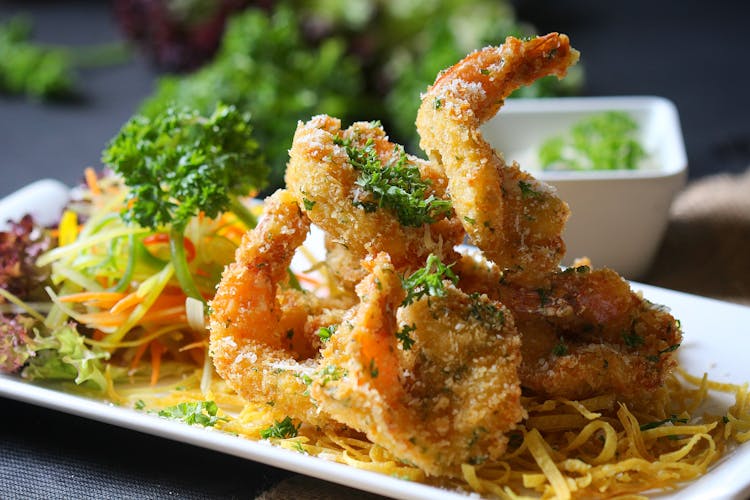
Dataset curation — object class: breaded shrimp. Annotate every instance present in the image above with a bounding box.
[312,253,523,476]
[416,34,579,283]
[454,254,682,400]
[285,115,464,273]
[208,189,345,426]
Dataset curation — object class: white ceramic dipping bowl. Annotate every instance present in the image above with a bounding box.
[481,96,687,279]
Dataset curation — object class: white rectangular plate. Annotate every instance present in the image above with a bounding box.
[2,181,750,499]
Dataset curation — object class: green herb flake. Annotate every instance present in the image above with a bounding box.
[318,364,346,386]
[134,399,146,410]
[434,98,443,109]
[467,293,505,330]
[401,254,458,306]
[552,339,568,357]
[639,415,688,432]
[302,198,316,210]
[369,358,379,379]
[396,324,416,350]
[317,324,337,342]
[157,401,226,427]
[518,180,540,199]
[260,416,301,439]
[622,331,645,349]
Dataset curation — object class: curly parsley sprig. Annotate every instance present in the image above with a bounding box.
[102,103,268,300]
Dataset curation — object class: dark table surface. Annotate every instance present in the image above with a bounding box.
[1,1,749,498]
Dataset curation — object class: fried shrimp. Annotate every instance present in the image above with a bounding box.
[312,253,523,476]
[208,189,345,425]
[285,115,464,272]
[454,254,682,400]
[416,33,579,282]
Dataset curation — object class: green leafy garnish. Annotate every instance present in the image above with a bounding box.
[401,254,458,306]
[551,339,568,357]
[23,323,110,390]
[518,180,541,199]
[622,331,645,349]
[336,137,452,227]
[646,343,681,362]
[539,111,646,171]
[396,324,416,350]
[102,103,267,300]
[158,401,226,427]
[317,325,337,342]
[260,416,301,439]
[467,294,506,330]
[317,364,346,386]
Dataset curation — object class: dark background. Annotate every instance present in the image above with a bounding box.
[1,1,749,498]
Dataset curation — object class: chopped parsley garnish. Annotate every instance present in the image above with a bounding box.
[552,339,568,356]
[622,331,645,348]
[317,325,337,342]
[539,111,646,171]
[317,364,346,386]
[468,293,505,330]
[302,198,316,210]
[396,324,416,350]
[158,401,226,427]
[401,254,458,306]
[537,288,550,306]
[369,358,379,379]
[646,343,681,362]
[518,180,541,199]
[260,416,301,439]
[335,136,452,227]
[134,399,146,410]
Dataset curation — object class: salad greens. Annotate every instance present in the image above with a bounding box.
[102,103,267,300]
[539,111,646,171]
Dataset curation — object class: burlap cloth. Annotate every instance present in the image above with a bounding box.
[646,167,750,305]
[256,168,750,500]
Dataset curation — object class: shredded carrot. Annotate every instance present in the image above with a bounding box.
[179,340,207,352]
[140,306,186,325]
[84,167,101,196]
[129,341,150,373]
[58,291,126,306]
[181,332,208,366]
[78,311,130,327]
[150,339,164,386]
[220,224,247,243]
[296,274,322,286]
[111,291,142,314]
[143,233,196,262]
